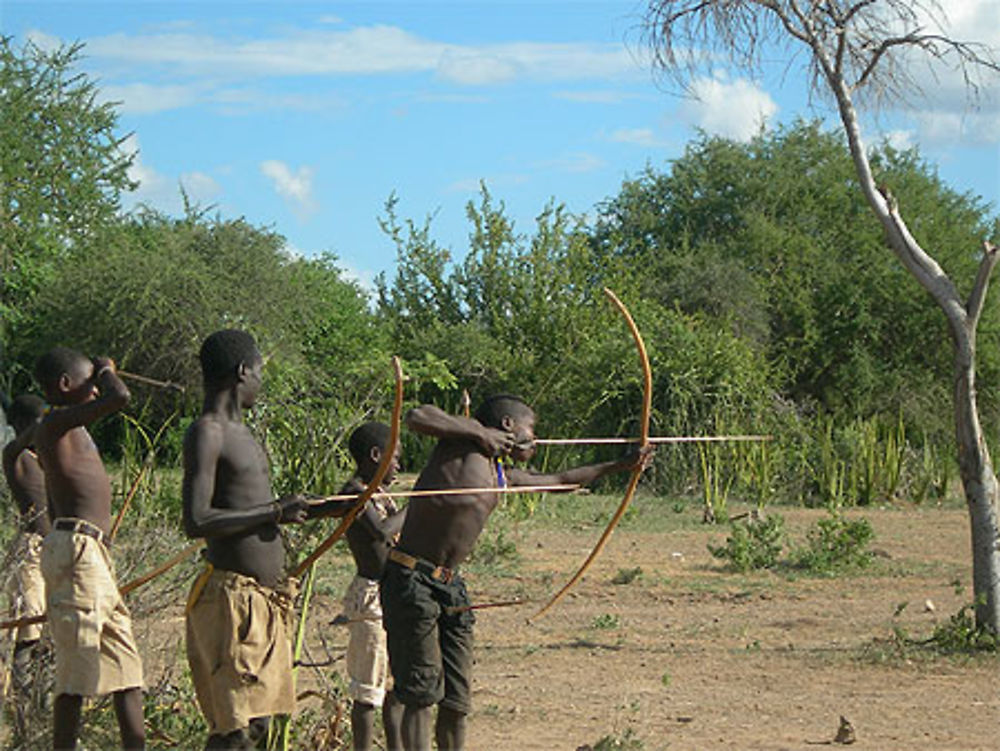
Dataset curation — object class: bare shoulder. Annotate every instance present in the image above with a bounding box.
[184,414,226,452]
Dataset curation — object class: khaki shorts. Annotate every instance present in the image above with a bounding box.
[40,526,144,697]
[6,532,46,643]
[186,567,298,735]
[342,575,390,705]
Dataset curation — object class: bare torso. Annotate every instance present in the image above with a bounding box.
[35,424,113,536]
[341,477,406,579]
[396,438,502,569]
[2,446,51,536]
[186,415,286,588]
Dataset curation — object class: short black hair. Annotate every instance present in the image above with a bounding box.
[5,394,45,431]
[199,329,260,386]
[474,393,533,429]
[34,346,89,391]
[349,421,391,466]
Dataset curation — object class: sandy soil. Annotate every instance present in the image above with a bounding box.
[298,503,999,751]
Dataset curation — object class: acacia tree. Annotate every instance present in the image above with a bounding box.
[0,37,135,379]
[643,0,1000,631]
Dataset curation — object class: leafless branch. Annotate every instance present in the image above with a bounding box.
[968,242,1000,327]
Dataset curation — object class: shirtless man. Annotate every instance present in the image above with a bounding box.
[32,347,145,750]
[2,394,51,731]
[381,394,651,751]
[338,421,406,751]
[182,329,316,750]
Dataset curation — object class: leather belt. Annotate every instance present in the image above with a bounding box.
[388,548,455,583]
[54,518,111,548]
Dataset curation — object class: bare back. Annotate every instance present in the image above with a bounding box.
[396,438,502,569]
[2,445,51,536]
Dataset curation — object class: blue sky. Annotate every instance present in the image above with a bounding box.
[4,1,999,288]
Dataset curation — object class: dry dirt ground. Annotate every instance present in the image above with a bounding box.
[297,501,999,751]
[12,498,995,750]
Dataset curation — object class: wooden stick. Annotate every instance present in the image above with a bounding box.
[305,483,581,509]
[533,435,771,446]
[119,542,203,596]
[0,542,203,631]
[110,456,152,541]
[445,598,527,615]
[117,370,185,393]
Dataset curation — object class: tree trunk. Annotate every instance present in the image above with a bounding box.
[827,64,1000,633]
[952,321,1000,633]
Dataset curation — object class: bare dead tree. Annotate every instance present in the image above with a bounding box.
[643,0,1000,633]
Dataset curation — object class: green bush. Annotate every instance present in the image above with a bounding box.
[930,600,999,653]
[791,513,874,573]
[707,513,785,571]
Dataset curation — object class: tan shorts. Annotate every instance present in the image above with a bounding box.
[40,527,144,697]
[342,575,390,705]
[6,532,46,643]
[186,567,298,735]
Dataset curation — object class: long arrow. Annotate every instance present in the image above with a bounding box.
[533,435,770,446]
[305,483,581,511]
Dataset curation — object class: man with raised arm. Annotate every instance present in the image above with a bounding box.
[33,347,145,750]
[381,394,651,751]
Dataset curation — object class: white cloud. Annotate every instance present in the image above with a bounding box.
[121,134,171,205]
[608,127,666,148]
[24,29,61,52]
[436,51,520,86]
[878,0,1000,144]
[884,129,916,151]
[100,82,201,114]
[260,160,317,215]
[179,172,222,204]
[680,75,778,141]
[536,152,606,174]
[81,25,643,84]
[120,134,222,213]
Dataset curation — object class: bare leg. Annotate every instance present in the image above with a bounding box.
[112,687,145,750]
[434,706,466,751]
[53,693,83,750]
[351,701,376,751]
[382,691,404,751]
[11,640,37,739]
[401,704,433,751]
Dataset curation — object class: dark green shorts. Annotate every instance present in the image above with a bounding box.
[380,561,475,713]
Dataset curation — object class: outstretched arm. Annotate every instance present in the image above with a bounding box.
[182,420,305,539]
[406,404,513,456]
[505,446,654,490]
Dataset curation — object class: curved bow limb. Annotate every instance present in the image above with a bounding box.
[529,287,652,622]
[291,356,405,578]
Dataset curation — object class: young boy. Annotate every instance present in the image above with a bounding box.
[2,394,51,726]
[381,394,652,751]
[32,347,145,751]
[182,329,311,750]
[337,421,406,751]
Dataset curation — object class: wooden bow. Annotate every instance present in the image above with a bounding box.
[291,356,404,578]
[529,287,652,622]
